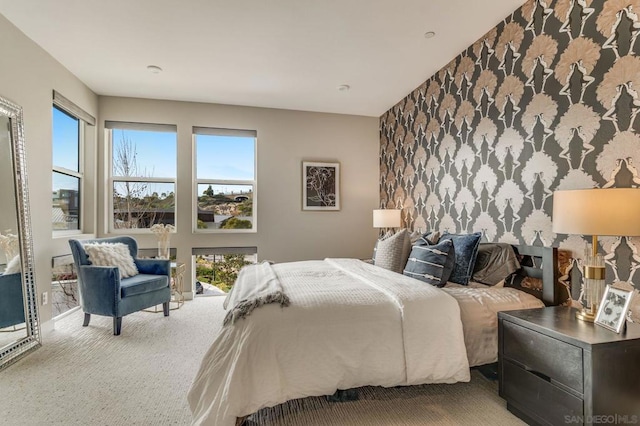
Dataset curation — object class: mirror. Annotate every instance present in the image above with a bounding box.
[0,95,40,369]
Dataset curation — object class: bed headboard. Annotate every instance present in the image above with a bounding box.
[512,245,565,307]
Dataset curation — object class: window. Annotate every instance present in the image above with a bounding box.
[194,127,256,232]
[51,255,79,318]
[192,247,257,294]
[52,91,95,233]
[106,122,177,231]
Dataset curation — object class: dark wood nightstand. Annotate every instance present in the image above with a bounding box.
[498,307,640,426]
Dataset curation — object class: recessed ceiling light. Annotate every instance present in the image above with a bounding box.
[424,31,436,39]
[147,65,163,74]
[338,84,350,92]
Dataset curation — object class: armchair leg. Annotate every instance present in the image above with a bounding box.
[113,317,122,335]
[163,302,170,317]
[83,313,91,327]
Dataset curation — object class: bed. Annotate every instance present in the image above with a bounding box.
[187,244,564,426]
[443,245,563,367]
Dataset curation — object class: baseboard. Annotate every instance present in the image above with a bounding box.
[53,306,81,321]
[182,291,194,300]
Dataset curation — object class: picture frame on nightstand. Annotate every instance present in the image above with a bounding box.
[595,285,633,333]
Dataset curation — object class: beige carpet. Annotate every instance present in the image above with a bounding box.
[0,296,524,425]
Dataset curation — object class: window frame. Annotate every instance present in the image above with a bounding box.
[106,121,178,234]
[52,92,94,236]
[192,127,257,233]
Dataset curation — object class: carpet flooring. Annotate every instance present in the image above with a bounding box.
[0,296,524,425]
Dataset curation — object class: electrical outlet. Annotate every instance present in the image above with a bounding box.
[41,292,48,305]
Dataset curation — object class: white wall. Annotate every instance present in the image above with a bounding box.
[0,14,98,324]
[0,11,380,326]
[99,96,380,294]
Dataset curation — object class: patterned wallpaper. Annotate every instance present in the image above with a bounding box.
[379,0,640,290]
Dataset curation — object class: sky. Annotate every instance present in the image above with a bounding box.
[52,107,79,172]
[52,108,255,196]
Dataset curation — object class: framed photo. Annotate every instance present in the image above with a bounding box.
[595,285,633,333]
[302,161,340,211]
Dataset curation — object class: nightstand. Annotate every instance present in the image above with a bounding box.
[498,307,640,426]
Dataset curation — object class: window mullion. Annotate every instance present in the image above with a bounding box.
[113,176,176,184]
[196,179,254,186]
[53,167,83,180]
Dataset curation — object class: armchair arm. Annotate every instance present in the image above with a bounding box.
[135,258,171,276]
[78,265,120,316]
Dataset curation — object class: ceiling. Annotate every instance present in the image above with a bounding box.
[0,0,525,117]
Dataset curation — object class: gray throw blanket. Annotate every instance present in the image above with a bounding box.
[223,261,290,326]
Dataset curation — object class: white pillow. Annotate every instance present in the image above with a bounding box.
[373,229,411,273]
[4,255,21,275]
[83,242,138,278]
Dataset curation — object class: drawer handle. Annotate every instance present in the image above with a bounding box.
[526,368,551,383]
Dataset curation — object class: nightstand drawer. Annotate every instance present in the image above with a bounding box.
[503,360,583,425]
[503,321,583,393]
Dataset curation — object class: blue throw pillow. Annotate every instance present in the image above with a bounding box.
[403,238,454,287]
[439,232,482,285]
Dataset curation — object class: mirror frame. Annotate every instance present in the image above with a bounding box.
[0,95,40,369]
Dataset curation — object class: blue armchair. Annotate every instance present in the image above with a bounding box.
[0,272,25,329]
[69,236,171,335]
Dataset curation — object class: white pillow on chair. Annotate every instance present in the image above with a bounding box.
[3,255,21,275]
[84,242,139,278]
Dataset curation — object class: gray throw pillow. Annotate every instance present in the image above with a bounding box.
[439,232,482,286]
[373,229,411,273]
[403,238,454,287]
[473,243,521,285]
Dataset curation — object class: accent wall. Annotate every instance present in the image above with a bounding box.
[379,0,640,290]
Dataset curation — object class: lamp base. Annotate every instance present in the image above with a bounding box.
[576,310,596,322]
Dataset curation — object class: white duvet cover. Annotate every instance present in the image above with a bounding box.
[188,259,470,426]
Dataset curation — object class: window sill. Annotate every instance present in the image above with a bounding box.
[52,232,95,240]
[193,228,257,234]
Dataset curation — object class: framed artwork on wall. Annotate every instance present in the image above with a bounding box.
[302,161,340,211]
[595,285,633,333]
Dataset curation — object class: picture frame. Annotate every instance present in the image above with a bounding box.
[302,161,340,211]
[594,285,633,333]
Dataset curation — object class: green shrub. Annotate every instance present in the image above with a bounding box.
[220,217,252,229]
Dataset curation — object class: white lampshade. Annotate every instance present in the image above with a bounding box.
[552,189,640,237]
[373,209,402,228]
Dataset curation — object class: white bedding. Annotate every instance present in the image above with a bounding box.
[188,259,470,426]
[443,282,544,367]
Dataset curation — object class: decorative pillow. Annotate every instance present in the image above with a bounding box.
[503,246,547,299]
[372,230,391,260]
[403,238,454,287]
[504,272,543,298]
[439,232,482,286]
[373,229,411,273]
[424,231,441,245]
[409,230,422,245]
[472,243,521,285]
[3,255,21,275]
[83,242,138,278]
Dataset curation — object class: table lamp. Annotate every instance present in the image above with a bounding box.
[373,209,402,234]
[552,188,640,321]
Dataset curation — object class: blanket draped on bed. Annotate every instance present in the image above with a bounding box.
[223,261,290,326]
[188,258,470,426]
